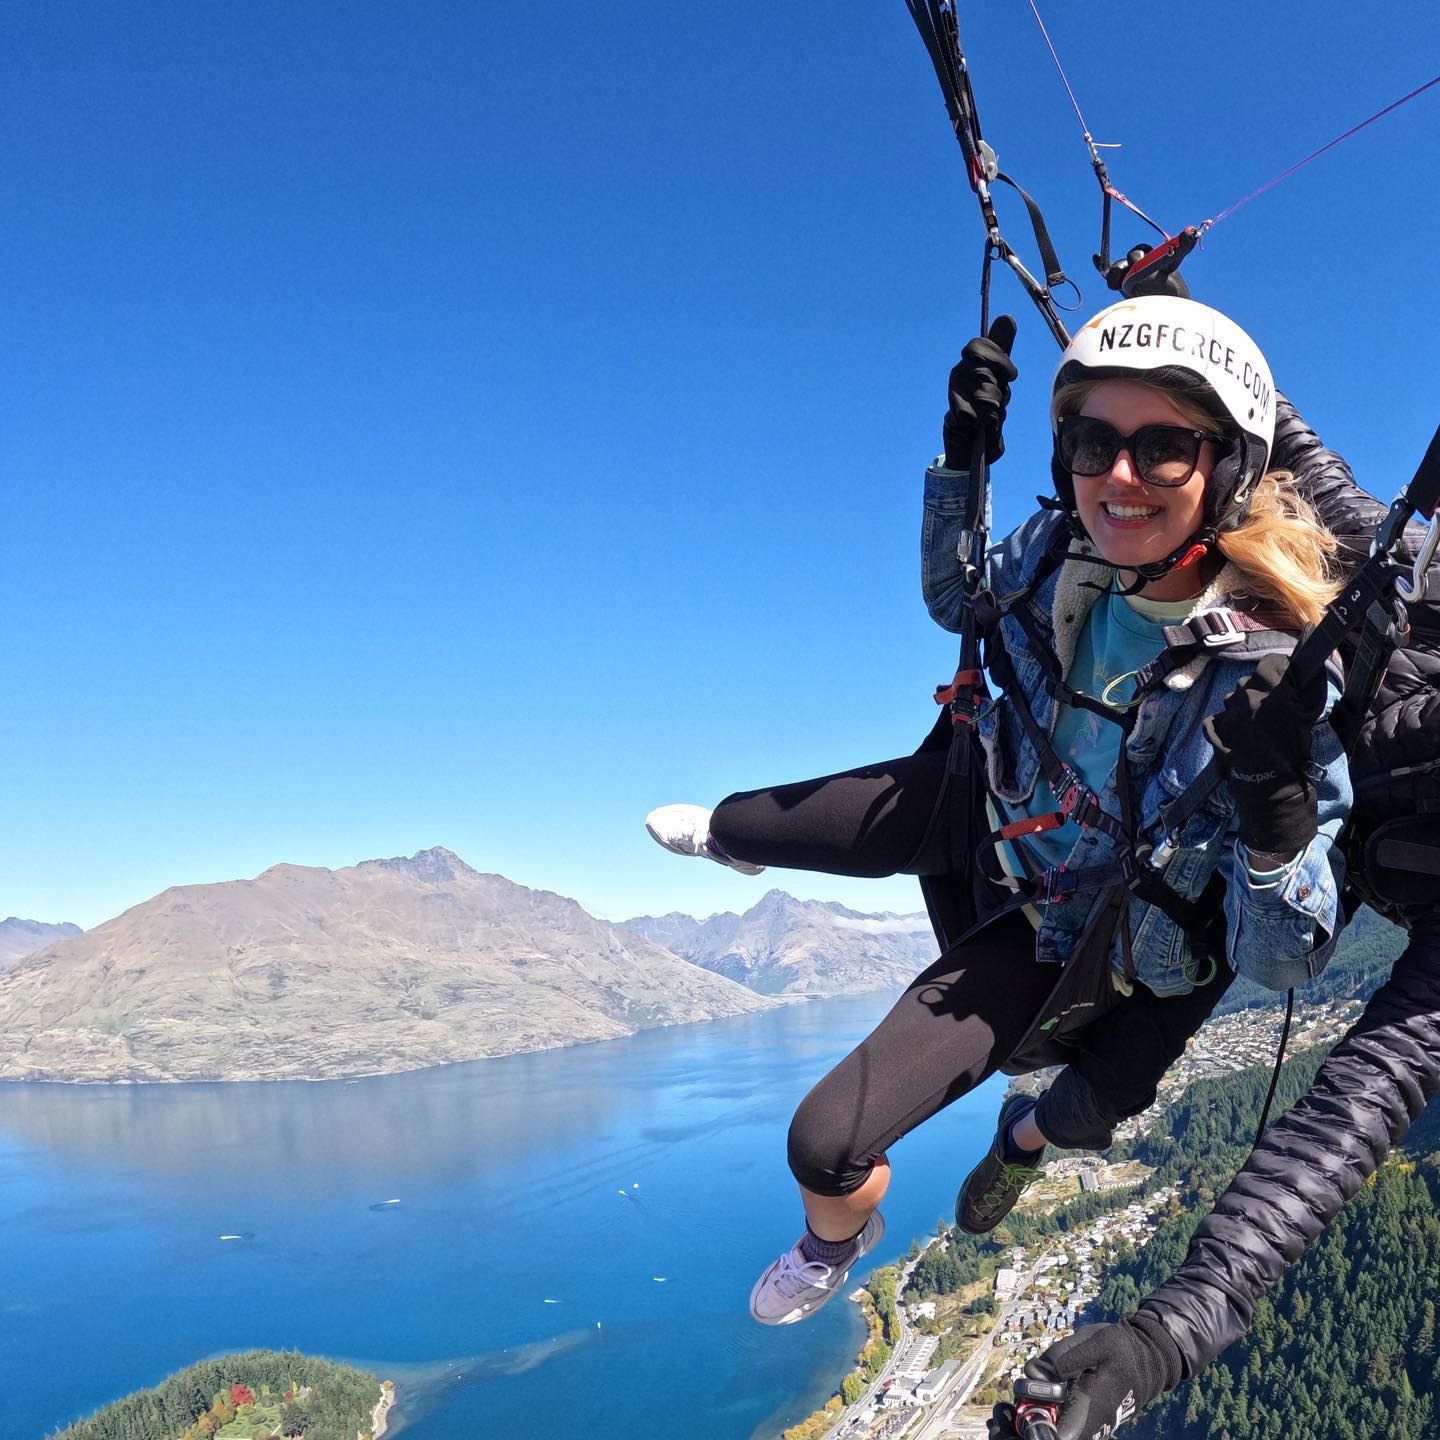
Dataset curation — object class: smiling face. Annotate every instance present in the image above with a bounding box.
[1070,380,1218,599]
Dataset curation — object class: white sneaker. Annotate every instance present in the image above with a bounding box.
[748,1212,885,1325]
[644,804,765,876]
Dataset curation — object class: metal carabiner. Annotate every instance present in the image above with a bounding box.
[1397,511,1440,605]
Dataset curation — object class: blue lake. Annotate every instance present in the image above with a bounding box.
[0,991,1005,1440]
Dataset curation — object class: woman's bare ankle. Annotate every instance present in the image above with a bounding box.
[1009,1108,1048,1154]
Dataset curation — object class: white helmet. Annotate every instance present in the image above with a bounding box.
[1049,296,1276,544]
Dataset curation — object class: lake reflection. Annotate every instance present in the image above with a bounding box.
[0,991,1004,1440]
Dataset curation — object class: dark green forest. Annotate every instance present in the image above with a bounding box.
[47,1350,380,1440]
[911,899,1440,1440]
[1085,1033,1440,1440]
[1123,1158,1440,1440]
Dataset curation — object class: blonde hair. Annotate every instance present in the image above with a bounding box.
[1053,379,1341,627]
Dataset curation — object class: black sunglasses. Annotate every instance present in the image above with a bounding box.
[1056,414,1225,488]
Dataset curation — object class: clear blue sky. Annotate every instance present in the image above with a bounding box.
[3,2,1437,929]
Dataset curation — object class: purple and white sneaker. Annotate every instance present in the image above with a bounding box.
[644,804,765,876]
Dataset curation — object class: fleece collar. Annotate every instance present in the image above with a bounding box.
[1047,545,1252,692]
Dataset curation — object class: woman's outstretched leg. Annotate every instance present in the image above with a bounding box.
[710,747,950,876]
[749,910,1049,1324]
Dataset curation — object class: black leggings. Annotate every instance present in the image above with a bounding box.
[711,749,943,879]
[711,751,1230,1195]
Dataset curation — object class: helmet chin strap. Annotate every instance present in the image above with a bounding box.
[1037,494,1219,595]
[1107,532,1215,595]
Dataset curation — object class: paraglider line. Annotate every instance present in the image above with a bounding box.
[1204,72,1440,233]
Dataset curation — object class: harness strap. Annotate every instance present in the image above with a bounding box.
[934,668,986,709]
[942,527,1313,959]
[975,821,1123,907]
[993,172,1071,295]
[1002,598,1136,724]
[977,817,1226,943]
[1162,607,1296,649]
[1129,609,1304,695]
[981,631,1130,846]
[1334,596,1405,742]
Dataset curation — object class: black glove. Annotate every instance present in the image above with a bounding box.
[1203,651,1328,857]
[943,314,1018,470]
[988,1314,1183,1440]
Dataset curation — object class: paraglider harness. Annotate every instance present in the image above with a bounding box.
[915,507,1317,1074]
[933,530,1305,971]
[902,0,1440,1074]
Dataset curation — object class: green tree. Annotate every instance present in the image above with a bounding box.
[279,1400,311,1437]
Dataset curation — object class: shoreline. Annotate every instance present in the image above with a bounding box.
[371,1382,395,1439]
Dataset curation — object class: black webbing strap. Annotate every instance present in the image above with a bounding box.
[974,816,1126,905]
[1334,596,1405,744]
[976,604,1131,854]
[1324,418,1440,745]
[1159,607,1298,655]
[1000,597,1135,726]
[1409,421,1440,521]
[982,644,1130,847]
[993,172,1072,295]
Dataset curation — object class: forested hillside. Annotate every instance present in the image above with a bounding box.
[47,1349,381,1440]
[1084,1044,1440,1440]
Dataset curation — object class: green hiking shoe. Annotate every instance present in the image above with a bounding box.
[956,1094,1047,1235]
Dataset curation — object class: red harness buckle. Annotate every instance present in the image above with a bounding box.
[934,668,984,706]
[1053,765,1103,830]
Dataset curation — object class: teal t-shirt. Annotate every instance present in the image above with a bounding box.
[1000,587,1193,873]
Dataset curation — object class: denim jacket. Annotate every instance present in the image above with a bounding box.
[923,464,1352,998]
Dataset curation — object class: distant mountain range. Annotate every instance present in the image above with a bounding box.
[0,917,81,970]
[622,888,936,996]
[0,849,778,1084]
[0,855,939,1085]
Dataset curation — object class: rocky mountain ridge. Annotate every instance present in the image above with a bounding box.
[623,887,936,996]
[0,917,82,970]
[0,849,772,1084]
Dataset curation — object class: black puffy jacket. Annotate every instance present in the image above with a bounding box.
[1272,398,1440,840]
[1140,397,1440,1377]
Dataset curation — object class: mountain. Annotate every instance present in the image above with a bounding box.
[0,917,81,970]
[0,848,773,1084]
[622,888,937,996]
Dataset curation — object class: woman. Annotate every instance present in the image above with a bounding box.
[646,295,1352,1328]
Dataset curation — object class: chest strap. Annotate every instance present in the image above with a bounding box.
[967,590,1304,965]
